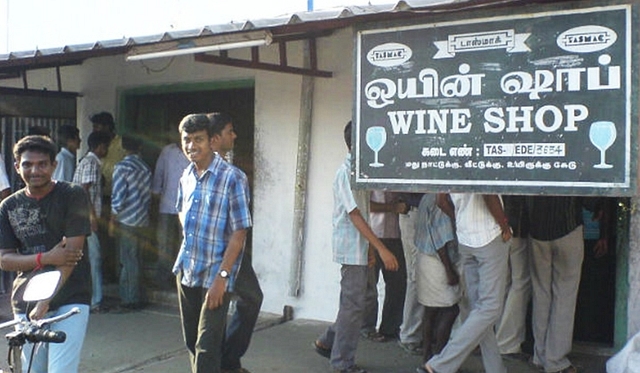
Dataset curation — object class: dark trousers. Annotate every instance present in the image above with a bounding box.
[222,255,264,370]
[362,238,407,336]
[177,272,231,373]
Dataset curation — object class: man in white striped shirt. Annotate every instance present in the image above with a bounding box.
[420,194,511,373]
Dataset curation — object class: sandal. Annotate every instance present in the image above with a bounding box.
[553,365,578,373]
[313,340,331,359]
[363,331,394,342]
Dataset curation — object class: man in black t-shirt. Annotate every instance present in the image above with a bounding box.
[0,135,91,373]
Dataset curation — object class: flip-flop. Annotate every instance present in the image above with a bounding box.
[313,340,331,359]
[364,331,394,342]
[416,365,436,373]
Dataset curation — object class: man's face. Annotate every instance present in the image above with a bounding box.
[93,123,107,133]
[181,129,215,164]
[94,143,109,158]
[215,122,237,154]
[68,137,81,153]
[15,151,56,190]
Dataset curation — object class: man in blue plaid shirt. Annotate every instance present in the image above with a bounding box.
[173,113,252,373]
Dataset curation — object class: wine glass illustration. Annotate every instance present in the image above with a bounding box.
[366,126,387,167]
[589,121,617,169]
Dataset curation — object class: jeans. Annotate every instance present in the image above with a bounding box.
[177,272,231,373]
[87,231,103,308]
[222,255,263,370]
[18,303,90,373]
[156,213,182,288]
[318,265,368,370]
[117,224,143,305]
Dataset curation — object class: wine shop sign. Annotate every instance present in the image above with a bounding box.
[353,0,639,196]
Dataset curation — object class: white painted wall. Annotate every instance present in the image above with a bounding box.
[2,27,356,322]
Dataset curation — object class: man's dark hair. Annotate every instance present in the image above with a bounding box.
[87,131,112,150]
[344,121,352,150]
[122,134,143,152]
[207,112,233,137]
[13,135,57,163]
[90,112,116,132]
[178,114,213,137]
[57,125,80,145]
[28,126,51,137]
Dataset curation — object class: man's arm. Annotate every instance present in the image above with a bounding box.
[109,165,126,237]
[482,194,512,242]
[349,208,398,271]
[370,200,408,214]
[0,237,81,273]
[0,235,84,319]
[206,228,247,310]
[80,183,99,232]
[436,193,455,220]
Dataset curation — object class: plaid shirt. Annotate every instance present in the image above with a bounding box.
[414,194,455,255]
[332,154,369,266]
[73,152,102,216]
[173,155,252,290]
[111,154,151,227]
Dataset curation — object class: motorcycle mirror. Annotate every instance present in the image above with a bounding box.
[23,270,61,302]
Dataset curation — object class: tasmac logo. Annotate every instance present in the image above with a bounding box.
[367,43,413,67]
[557,25,617,53]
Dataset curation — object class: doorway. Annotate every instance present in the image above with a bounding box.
[110,81,256,287]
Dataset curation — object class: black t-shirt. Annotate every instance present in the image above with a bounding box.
[0,181,92,314]
[526,196,584,241]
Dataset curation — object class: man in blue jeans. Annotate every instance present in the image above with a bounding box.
[0,135,92,373]
[73,130,111,313]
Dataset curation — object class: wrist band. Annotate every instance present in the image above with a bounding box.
[34,252,43,271]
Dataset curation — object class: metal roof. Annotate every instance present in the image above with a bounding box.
[0,0,533,73]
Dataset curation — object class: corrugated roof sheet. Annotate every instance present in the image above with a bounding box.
[0,0,517,71]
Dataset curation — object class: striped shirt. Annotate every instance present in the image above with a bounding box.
[111,154,151,227]
[73,152,102,216]
[414,194,455,255]
[450,194,502,248]
[173,155,252,290]
[332,154,369,266]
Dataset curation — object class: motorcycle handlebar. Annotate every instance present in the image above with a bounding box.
[23,326,66,343]
[1,306,80,345]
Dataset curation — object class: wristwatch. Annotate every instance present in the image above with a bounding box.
[219,270,230,279]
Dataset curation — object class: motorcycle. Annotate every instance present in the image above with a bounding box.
[0,270,79,373]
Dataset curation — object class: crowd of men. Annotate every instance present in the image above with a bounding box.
[313,121,609,373]
[0,112,260,373]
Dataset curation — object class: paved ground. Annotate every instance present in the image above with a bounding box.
[0,292,612,373]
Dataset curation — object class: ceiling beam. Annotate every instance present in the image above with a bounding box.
[194,36,332,78]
